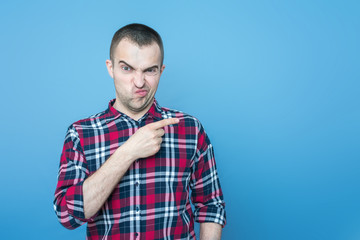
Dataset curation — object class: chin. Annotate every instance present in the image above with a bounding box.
[129,101,150,113]
[130,94,153,108]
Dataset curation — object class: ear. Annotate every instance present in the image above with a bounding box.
[160,64,166,75]
[105,59,114,78]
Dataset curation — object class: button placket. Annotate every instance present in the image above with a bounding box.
[131,119,141,238]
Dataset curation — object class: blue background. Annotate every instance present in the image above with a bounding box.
[1,0,359,239]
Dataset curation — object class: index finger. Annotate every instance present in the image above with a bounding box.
[149,118,180,129]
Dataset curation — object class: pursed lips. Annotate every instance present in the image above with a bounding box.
[135,89,148,97]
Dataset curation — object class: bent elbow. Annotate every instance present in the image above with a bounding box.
[54,204,85,230]
[57,213,84,230]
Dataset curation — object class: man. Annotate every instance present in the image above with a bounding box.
[54,23,226,240]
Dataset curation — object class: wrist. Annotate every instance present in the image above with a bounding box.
[115,144,137,164]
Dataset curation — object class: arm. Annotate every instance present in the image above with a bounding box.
[83,117,179,218]
[54,118,179,228]
[190,122,226,234]
[54,126,90,229]
[200,222,222,240]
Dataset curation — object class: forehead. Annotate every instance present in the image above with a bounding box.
[113,39,161,66]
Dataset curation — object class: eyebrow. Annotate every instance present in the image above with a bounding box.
[118,60,135,70]
[118,60,159,71]
[144,65,159,70]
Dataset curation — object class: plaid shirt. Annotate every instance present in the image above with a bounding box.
[54,99,226,240]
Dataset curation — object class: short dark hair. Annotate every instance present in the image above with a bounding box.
[110,23,164,65]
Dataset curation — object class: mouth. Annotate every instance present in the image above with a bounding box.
[135,89,148,97]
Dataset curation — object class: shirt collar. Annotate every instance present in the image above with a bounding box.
[147,99,164,120]
[107,98,164,122]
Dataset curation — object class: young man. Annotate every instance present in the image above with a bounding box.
[54,23,226,240]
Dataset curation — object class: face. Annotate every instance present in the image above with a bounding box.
[106,39,165,118]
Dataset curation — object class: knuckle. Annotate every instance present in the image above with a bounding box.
[151,131,158,138]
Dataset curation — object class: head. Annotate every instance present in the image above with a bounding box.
[106,23,165,119]
[110,23,164,66]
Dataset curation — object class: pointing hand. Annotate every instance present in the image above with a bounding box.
[121,118,180,161]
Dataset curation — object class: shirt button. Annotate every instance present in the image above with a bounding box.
[136,206,140,212]
[135,181,139,187]
[135,232,138,237]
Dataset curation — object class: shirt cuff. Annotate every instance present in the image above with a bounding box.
[195,203,227,227]
[65,180,99,222]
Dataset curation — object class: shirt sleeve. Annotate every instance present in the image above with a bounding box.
[190,121,226,227]
[53,125,95,229]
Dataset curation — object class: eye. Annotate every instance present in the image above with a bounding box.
[145,67,158,76]
[121,66,131,71]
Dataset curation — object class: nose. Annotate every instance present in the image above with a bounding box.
[133,71,145,88]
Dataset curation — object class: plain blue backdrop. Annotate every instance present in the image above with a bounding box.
[1,0,359,239]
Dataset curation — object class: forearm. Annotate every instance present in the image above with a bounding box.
[200,222,222,240]
[83,146,134,219]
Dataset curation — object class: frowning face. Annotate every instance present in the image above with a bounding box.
[106,39,165,119]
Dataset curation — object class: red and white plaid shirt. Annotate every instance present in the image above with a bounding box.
[54,99,226,240]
